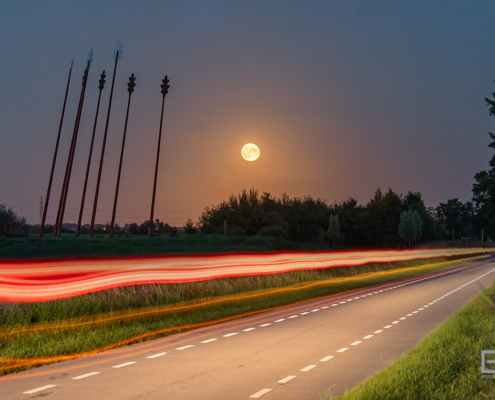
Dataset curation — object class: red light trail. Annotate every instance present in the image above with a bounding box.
[0,248,490,303]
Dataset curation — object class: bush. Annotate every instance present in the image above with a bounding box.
[257,225,289,239]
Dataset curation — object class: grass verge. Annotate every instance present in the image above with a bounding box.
[321,276,495,399]
[0,255,488,376]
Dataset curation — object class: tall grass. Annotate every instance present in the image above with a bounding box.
[0,256,454,326]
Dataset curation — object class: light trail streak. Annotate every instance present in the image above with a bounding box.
[0,248,491,302]
[0,256,490,375]
[0,256,488,338]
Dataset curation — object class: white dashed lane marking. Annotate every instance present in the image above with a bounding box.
[147,352,167,358]
[275,319,285,322]
[301,365,317,371]
[320,356,334,361]
[250,388,272,398]
[112,362,136,368]
[351,341,362,346]
[277,375,297,384]
[224,333,238,337]
[201,339,217,343]
[300,312,310,315]
[72,372,100,380]
[176,345,194,350]
[23,385,56,394]
[336,348,349,353]
[243,328,255,331]
[363,335,373,339]
[392,321,400,324]
[288,315,298,319]
[374,330,383,333]
[260,323,271,327]
[384,325,392,329]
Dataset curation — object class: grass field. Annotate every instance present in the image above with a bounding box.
[322,279,495,399]
[0,233,329,259]
[0,255,486,376]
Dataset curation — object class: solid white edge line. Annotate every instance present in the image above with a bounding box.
[301,365,317,371]
[278,375,297,384]
[320,356,334,361]
[250,388,272,398]
[146,352,167,358]
[112,362,136,368]
[23,385,57,394]
[72,372,100,380]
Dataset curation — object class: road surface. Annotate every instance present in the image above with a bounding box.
[2,256,494,399]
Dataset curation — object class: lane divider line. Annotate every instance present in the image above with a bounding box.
[301,365,317,371]
[351,341,362,346]
[250,388,272,398]
[224,333,238,337]
[23,385,56,394]
[201,339,217,344]
[277,375,297,384]
[146,352,167,358]
[72,372,100,379]
[112,362,136,368]
[336,348,349,353]
[320,356,334,361]
[176,345,194,350]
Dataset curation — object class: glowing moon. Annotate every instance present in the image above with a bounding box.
[241,143,260,161]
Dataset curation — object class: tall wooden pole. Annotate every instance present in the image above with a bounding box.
[110,74,136,238]
[56,53,92,237]
[149,75,170,237]
[40,58,73,238]
[76,71,106,238]
[89,40,123,239]
[54,55,92,237]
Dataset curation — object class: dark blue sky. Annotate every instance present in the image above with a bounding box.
[1,1,495,225]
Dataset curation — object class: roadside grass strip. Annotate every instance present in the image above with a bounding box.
[0,255,489,376]
[322,281,495,399]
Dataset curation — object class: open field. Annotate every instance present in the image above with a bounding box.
[0,234,328,259]
[323,278,495,400]
[0,255,488,376]
[0,233,489,259]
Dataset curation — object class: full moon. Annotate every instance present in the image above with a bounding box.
[241,143,260,161]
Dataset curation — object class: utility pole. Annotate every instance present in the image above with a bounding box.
[39,197,43,225]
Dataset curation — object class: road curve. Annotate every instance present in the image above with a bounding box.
[1,256,494,399]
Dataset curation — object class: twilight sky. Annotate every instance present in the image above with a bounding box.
[1,1,495,226]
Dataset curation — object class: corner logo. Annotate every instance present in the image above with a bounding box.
[482,351,495,377]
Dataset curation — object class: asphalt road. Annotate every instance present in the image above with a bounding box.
[2,256,495,400]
